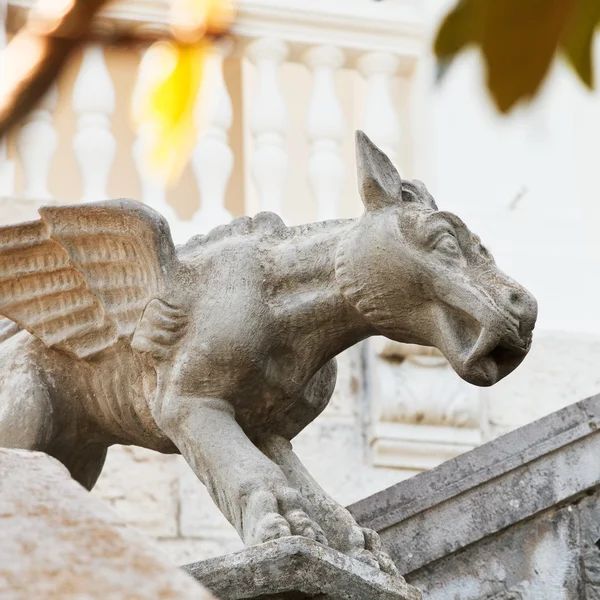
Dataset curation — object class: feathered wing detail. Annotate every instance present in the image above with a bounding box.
[0,316,21,343]
[0,199,178,358]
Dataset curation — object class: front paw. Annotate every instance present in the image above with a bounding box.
[242,486,328,546]
[308,504,401,577]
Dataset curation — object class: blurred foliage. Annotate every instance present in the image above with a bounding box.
[0,0,235,183]
[0,0,109,136]
[434,0,600,113]
[134,0,235,181]
[133,42,208,183]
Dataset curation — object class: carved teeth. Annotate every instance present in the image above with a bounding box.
[466,327,498,364]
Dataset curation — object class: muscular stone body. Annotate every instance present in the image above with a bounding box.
[0,132,537,576]
[0,218,353,482]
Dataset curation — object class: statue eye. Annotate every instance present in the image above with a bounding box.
[434,233,460,256]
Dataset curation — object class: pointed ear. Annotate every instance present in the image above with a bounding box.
[355,130,402,210]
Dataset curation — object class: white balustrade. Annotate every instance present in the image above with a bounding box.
[304,45,345,221]
[72,45,116,202]
[0,2,421,231]
[358,52,401,166]
[132,45,179,226]
[246,37,289,216]
[190,42,233,234]
[16,84,58,201]
[132,125,173,219]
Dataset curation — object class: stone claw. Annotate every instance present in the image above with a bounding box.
[362,527,381,553]
[362,527,399,577]
[242,485,327,547]
[256,513,292,543]
[350,548,381,571]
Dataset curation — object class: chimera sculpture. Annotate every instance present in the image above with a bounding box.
[0,132,537,575]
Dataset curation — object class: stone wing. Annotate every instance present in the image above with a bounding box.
[0,199,178,359]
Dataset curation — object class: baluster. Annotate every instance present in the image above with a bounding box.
[190,42,233,233]
[0,0,14,196]
[72,44,116,202]
[16,84,58,201]
[358,52,401,165]
[132,125,172,217]
[132,44,179,226]
[304,45,345,221]
[246,38,289,216]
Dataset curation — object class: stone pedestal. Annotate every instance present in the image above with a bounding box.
[183,536,421,600]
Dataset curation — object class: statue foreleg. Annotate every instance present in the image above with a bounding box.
[258,434,399,576]
[155,396,327,547]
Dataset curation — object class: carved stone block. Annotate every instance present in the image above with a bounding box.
[368,339,487,470]
[183,536,421,600]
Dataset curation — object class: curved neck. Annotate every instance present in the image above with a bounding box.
[334,222,385,336]
[266,219,374,366]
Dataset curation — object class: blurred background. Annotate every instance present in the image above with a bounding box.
[2,0,600,566]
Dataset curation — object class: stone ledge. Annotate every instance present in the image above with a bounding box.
[183,536,422,600]
[348,394,600,575]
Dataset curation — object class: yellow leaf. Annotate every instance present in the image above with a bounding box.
[133,41,207,184]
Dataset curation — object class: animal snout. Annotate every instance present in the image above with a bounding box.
[505,286,538,339]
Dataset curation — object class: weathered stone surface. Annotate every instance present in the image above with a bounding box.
[157,537,244,565]
[0,448,212,599]
[184,536,421,600]
[410,500,581,599]
[349,394,600,599]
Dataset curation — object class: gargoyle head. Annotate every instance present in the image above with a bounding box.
[335,131,537,386]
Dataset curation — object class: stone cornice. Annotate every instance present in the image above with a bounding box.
[349,393,600,575]
[7,0,424,73]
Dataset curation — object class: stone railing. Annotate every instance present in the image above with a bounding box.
[3,0,423,242]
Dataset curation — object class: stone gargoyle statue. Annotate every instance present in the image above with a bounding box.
[0,131,536,576]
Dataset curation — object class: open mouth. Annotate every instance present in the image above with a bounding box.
[464,327,531,386]
[436,306,532,386]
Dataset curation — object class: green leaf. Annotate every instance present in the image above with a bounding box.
[560,0,600,88]
[434,0,579,113]
[434,0,483,60]
[482,0,577,112]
